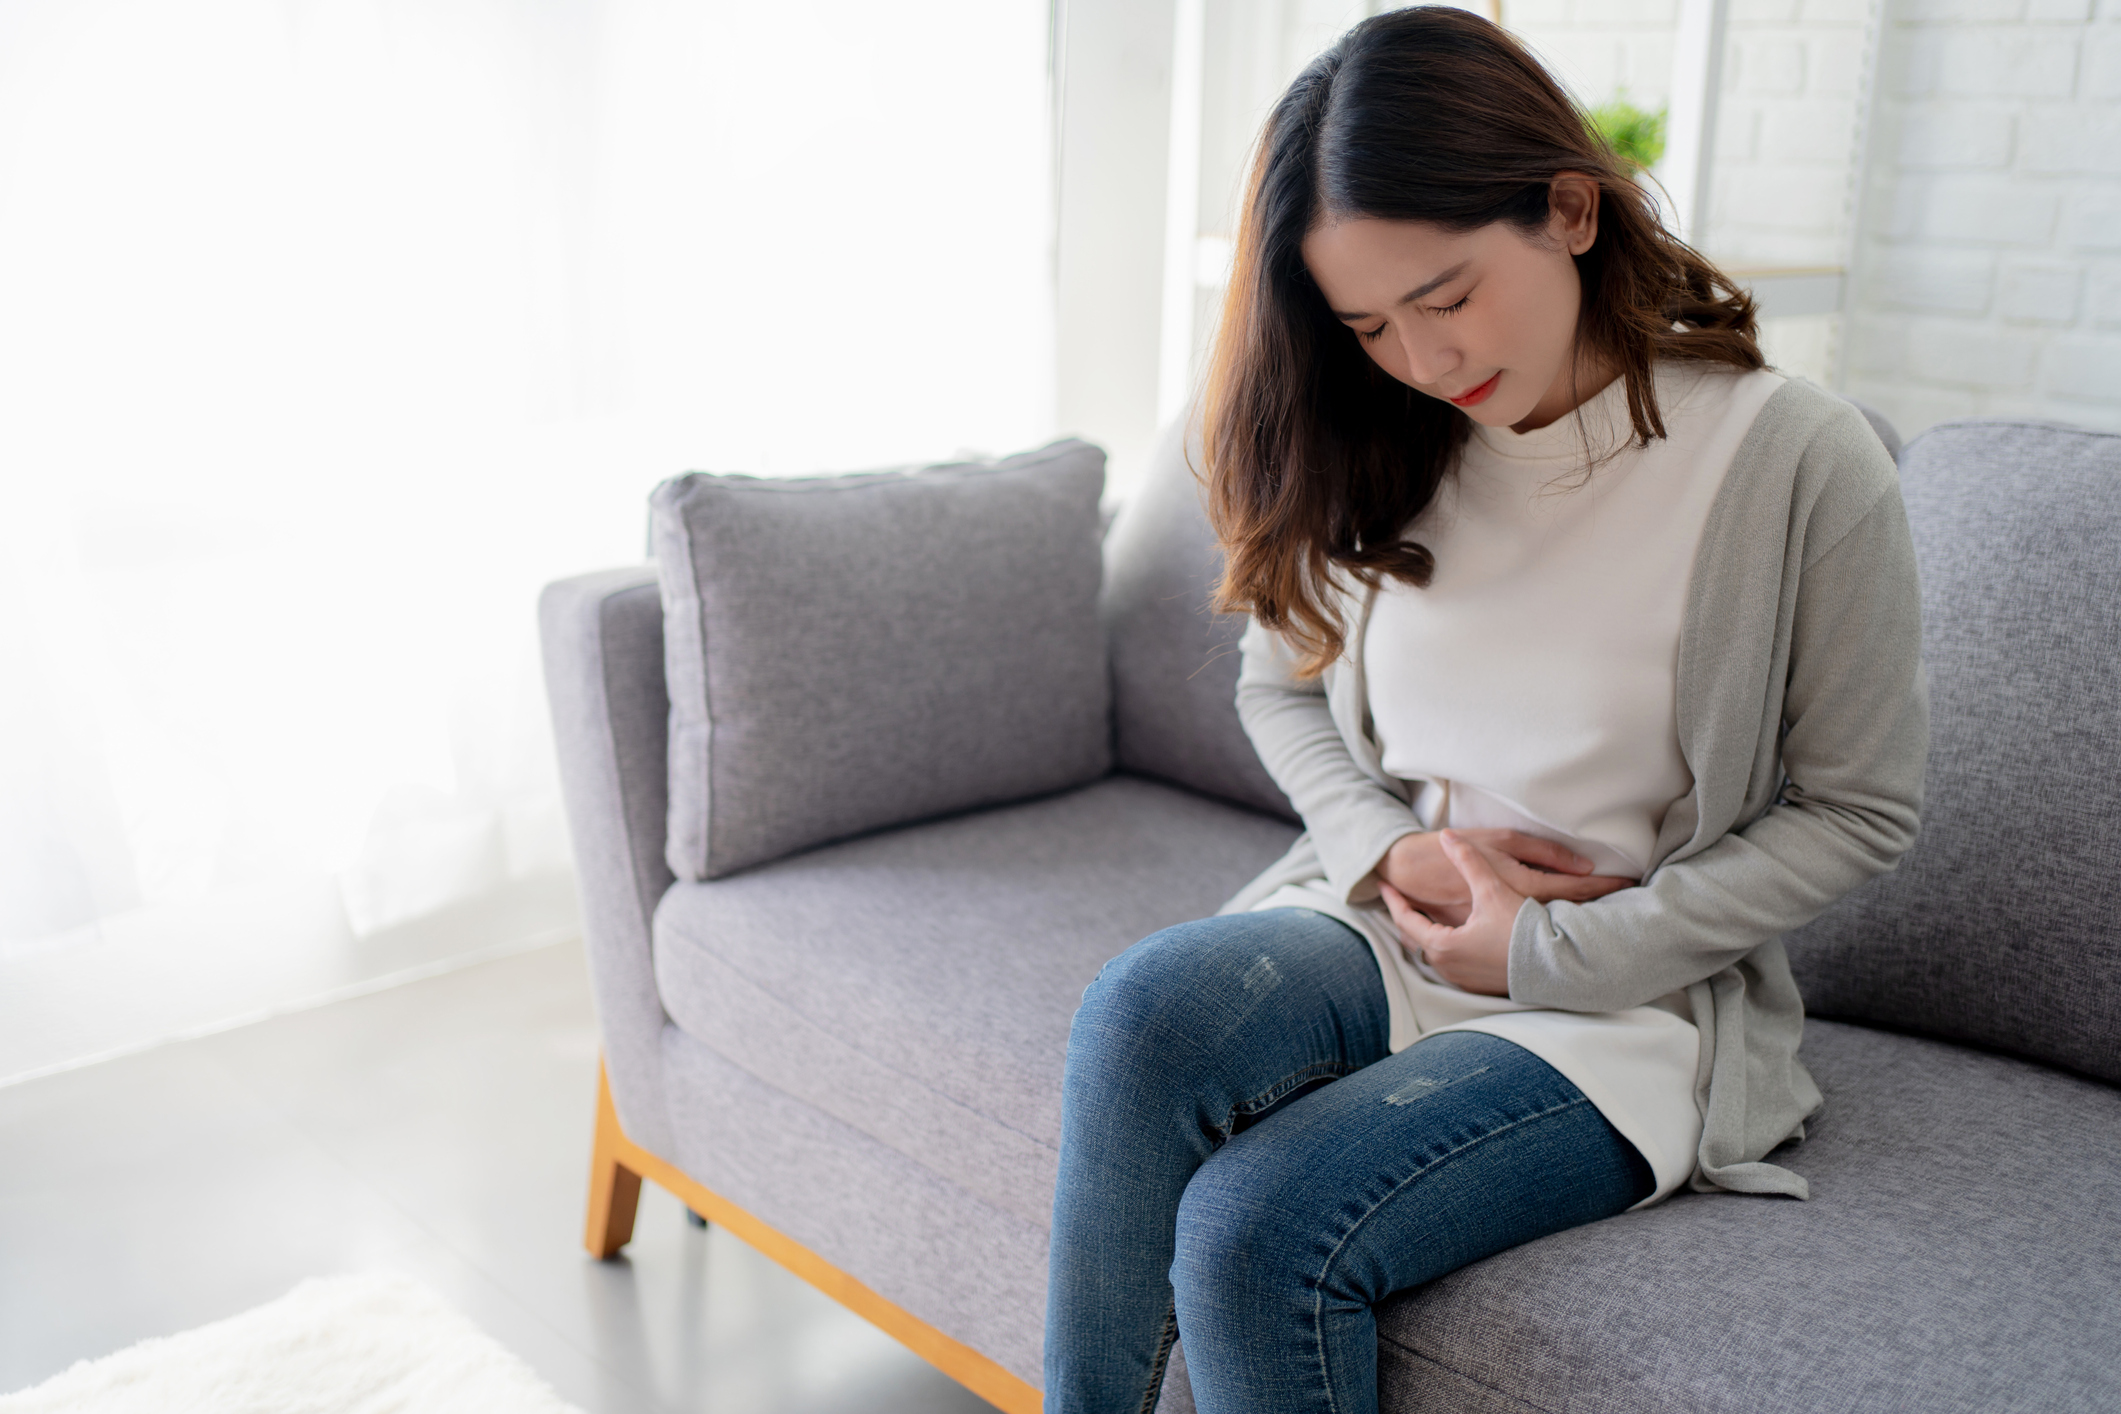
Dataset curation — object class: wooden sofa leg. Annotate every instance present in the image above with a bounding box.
[573,1057,1043,1413]
[586,1060,643,1259]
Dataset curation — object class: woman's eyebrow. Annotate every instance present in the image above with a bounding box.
[1329,261,1471,321]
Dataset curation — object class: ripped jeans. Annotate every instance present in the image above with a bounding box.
[1042,908,1653,1414]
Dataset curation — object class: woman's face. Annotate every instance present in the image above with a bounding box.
[1298,173,1606,435]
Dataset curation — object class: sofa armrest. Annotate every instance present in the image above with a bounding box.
[539,565,676,1156]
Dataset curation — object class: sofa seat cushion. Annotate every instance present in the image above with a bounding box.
[1374,1019,2121,1413]
[651,774,1301,1229]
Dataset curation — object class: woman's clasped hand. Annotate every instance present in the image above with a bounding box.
[1376,829,1635,997]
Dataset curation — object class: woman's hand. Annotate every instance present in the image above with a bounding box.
[1377,828,1633,928]
[1378,830,1533,997]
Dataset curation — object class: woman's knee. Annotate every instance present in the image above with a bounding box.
[1169,1143,1320,1313]
[1064,910,1385,1122]
[1065,921,1228,1088]
[1075,918,1251,1040]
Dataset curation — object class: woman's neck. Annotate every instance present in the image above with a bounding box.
[1510,343,1624,435]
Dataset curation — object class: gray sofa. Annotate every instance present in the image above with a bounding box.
[540,409,2121,1413]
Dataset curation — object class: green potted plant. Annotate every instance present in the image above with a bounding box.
[1586,93,1667,173]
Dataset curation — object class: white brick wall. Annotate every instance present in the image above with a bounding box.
[1507,0,2121,435]
[1845,0,2121,436]
[2091,262,2121,321]
[1510,0,1874,383]
[1509,0,1682,111]
[1872,248,1996,308]
[1704,0,1873,271]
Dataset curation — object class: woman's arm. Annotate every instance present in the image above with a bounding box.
[1237,615,1639,917]
[1400,464,1929,1010]
[1234,614,1423,905]
[1521,484,1925,1011]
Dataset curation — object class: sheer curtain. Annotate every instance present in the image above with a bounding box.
[0,0,1056,1078]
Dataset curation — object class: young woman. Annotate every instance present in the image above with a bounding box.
[1043,8,1927,1413]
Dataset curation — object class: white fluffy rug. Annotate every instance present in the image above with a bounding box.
[0,1272,585,1413]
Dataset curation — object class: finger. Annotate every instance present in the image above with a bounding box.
[1490,854,1562,895]
[1380,879,1450,940]
[1554,872,1636,901]
[1520,871,1637,904]
[1378,881,1428,932]
[1390,895,1450,950]
[1439,830,1514,909]
[1476,843,1553,899]
[1501,831,1595,875]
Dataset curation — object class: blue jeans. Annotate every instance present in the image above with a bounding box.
[1044,908,1653,1414]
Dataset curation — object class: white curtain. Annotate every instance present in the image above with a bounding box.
[0,0,1056,1072]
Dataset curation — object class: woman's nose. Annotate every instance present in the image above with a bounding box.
[1398,327,1460,388]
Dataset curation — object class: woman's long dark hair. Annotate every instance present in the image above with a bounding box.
[1204,4,1764,677]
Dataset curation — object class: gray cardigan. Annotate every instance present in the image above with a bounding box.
[1221,376,1929,1199]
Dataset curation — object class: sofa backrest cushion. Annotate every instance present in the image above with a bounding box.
[650,440,1112,881]
[1786,419,2121,1084]
[1848,397,1902,462]
[1101,411,1298,822]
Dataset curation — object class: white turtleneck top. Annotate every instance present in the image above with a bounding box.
[1352,359,1784,1203]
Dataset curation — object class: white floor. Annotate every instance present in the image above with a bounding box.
[0,871,580,1087]
[0,938,999,1413]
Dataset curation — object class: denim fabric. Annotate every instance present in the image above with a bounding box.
[1044,908,1653,1414]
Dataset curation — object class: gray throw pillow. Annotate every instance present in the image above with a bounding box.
[650,439,1112,881]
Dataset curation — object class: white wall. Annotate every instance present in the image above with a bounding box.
[1707,0,1878,270]
[1508,0,1681,110]
[1514,0,2121,436]
[1705,0,1883,387]
[1054,0,1401,503]
[1841,0,2121,436]
[1054,0,1180,505]
[1511,0,1879,386]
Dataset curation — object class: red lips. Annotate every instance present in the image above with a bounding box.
[1446,373,1500,408]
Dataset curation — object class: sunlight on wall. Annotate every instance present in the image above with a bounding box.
[0,0,1055,1067]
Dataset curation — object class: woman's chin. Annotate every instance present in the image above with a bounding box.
[1457,397,1530,428]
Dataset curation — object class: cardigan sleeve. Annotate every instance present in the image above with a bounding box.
[1234,615,1423,905]
[1506,450,1930,1014]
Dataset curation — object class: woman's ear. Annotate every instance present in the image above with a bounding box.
[1548,171,1601,256]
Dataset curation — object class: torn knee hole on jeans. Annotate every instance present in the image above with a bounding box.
[1212,954,1288,1041]
[1382,1064,1490,1106]
[1239,954,1282,995]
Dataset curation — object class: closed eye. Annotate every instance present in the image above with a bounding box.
[1356,293,1470,342]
